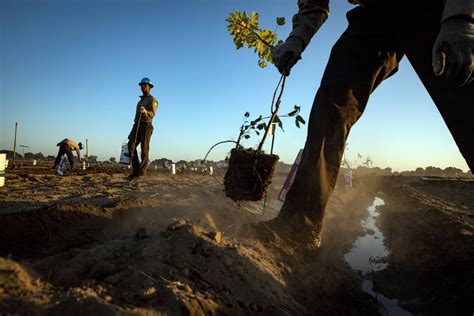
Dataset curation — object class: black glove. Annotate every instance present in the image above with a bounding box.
[432,17,473,86]
[272,37,304,76]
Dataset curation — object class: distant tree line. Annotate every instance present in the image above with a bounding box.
[1,149,470,177]
[394,166,471,178]
[344,165,472,178]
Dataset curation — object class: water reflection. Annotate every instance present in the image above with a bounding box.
[345,196,412,316]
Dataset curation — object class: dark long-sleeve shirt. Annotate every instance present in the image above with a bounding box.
[289,0,473,49]
[133,95,159,125]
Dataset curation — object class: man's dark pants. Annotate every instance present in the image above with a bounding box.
[128,122,154,176]
[54,143,75,168]
[278,3,474,245]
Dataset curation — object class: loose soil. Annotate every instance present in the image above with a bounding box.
[373,177,474,315]
[1,165,473,315]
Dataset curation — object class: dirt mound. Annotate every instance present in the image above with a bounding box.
[28,221,302,314]
[22,217,377,315]
[0,172,400,315]
[0,203,113,259]
[0,257,153,315]
[373,179,474,314]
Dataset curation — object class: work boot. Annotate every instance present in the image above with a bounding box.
[242,214,322,250]
[127,171,138,180]
[135,169,146,178]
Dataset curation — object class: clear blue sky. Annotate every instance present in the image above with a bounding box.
[0,0,469,172]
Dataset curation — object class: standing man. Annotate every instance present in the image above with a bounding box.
[258,0,473,247]
[128,77,159,179]
[53,139,83,170]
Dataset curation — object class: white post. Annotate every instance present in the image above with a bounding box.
[0,154,6,187]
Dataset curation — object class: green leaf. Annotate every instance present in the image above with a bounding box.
[287,109,298,117]
[295,115,306,128]
[226,10,280,69]
[276,17,285,26]
[244,112,250,118]
[296,115,306,124]
[273,116,284,131]
[250,11,259,30]
[258,59,267,68]
[256,122,266,130]
[244,135,250,139]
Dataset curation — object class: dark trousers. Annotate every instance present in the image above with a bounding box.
[128,122,154,175]
[54,143,75,168]
[278,4,474,241]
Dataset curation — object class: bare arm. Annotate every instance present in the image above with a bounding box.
[76,149,82,162]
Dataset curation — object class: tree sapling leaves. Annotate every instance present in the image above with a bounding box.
[226,10,281,68]
[276,17,286,26]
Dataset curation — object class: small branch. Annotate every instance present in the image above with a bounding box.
[258,75,286,151]
[270,75,283,113]
[242,24,273,48]
[202,140,239,163]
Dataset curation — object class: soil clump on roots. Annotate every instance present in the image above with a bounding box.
[224,148,279,201]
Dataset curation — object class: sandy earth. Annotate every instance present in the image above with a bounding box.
[0,165,473,315]
[373,177,474,315]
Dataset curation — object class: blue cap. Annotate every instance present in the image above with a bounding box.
[139,77,154,88]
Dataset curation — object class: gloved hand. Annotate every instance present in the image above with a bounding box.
[140,106,147,114]
[272,37,304,76]
[432,17,473,86]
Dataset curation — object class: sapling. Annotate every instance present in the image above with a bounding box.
[203,11,306,202]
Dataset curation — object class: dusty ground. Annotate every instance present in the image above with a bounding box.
[0,165,473,315]
[374,177,474,315]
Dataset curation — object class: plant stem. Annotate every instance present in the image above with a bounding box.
[242,24,273,48]
[202,140,239,163]
[270,123,276,154]
[257,75,286,151]
[236,127,245,148]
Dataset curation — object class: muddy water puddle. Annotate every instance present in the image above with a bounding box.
[345,197,412,316]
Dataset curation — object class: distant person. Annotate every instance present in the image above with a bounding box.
[257,0,473,248]
[128,77,159,179]
[52,139,83,170]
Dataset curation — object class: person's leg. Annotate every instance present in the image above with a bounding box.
[65,146,75,169]
[128,127,141,175]
[275,7,404,246]
[401,4,474,172]
[139,124,154,175]
[53,144,66,168]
